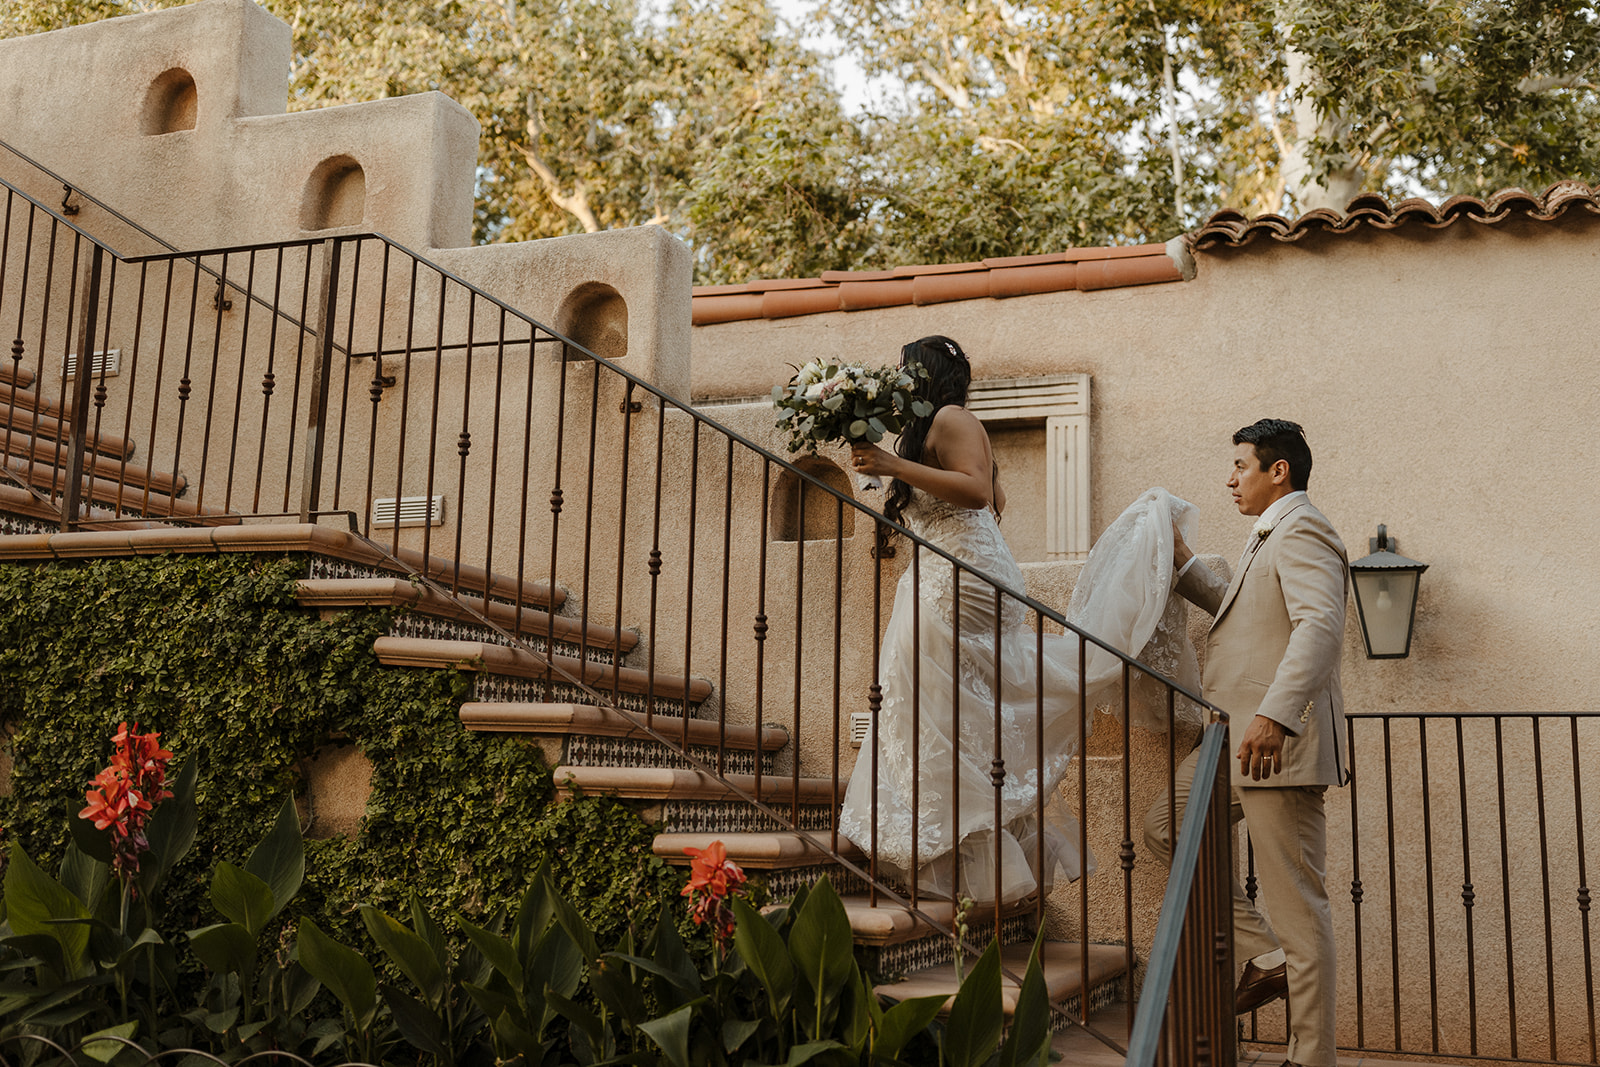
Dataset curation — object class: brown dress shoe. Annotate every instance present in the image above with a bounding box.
[1235,959,1288,1014]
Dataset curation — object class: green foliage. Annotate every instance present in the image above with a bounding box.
[0,553,684,994]
[5,0,1598,276]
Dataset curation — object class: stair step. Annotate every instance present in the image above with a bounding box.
[0,385,135,458]
[0,456,234,523]
[375,637,711,702]
[0,365,36,389]
[463,703,785,750]
[0,482,166,530]
[552,765,840,804]
[383,548,564,612]
[2,430,182,496]
[298,579,621,652]
[843,893,1039,948]
[875,941,1126,1017]
[0,526,563,615]
[653,831,860,869]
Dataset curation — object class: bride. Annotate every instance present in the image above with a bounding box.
[837,335,1200,905]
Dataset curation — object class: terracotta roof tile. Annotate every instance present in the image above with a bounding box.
[691,242,1183,325]
[1188,180,1600,252]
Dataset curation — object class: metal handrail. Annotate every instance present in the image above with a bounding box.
[1126,716,1235,1067]
[0,160,1224,1049]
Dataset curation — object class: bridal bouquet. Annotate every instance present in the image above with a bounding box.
[772,360,932,488]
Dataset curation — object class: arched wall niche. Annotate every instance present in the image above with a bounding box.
[556,282,628,362]
[301,156,367,231]
[143,67,197,134]
[770,456,856,542]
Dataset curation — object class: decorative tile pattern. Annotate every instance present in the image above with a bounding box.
[565,734,763,776]
[661,800,835,834]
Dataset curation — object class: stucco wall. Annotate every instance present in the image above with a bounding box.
[691,215,1600,1056]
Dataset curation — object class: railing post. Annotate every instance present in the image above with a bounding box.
[299,237,342,522]
[60,244,103,531]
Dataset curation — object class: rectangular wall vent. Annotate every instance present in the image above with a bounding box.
[372,495,445,528]
[63,349,120,379]
[850,712,872,748]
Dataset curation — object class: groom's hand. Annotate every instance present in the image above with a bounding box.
[1172,518,1194,570]
[1237,715,1287,781]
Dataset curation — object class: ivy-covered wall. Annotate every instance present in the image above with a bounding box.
[0,552,684,949]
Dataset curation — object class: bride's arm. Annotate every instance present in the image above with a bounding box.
[850,406,995,509]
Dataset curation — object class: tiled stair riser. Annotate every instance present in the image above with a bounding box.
[865,913,1035,977]
[565,734,766,777]
[1050,974,1126,1032]
[473,675,697,719]
[0,515,54,536]
[305,557,617,665]
[661,800,835,834]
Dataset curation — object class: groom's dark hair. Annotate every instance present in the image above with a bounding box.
[1234,418,1312,490]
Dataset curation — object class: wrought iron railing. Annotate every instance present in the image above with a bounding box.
[1126,717,1235,1066]
[0,144,1229,1054]
[1242,709,1600,1065]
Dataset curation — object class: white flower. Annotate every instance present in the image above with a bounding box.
[804,381,826,400]
[1252,517,1275,540]
[863,378,879,399]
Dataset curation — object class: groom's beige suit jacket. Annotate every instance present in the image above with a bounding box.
[1176,499,1350,788]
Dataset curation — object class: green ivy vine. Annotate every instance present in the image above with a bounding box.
[0,552,685,961]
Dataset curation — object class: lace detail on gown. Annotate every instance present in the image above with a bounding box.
[837,486,1203,904]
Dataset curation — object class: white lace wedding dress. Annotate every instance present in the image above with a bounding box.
[837,487,1203,904]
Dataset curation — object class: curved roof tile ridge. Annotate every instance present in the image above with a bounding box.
[1188,179,1600,251]
[691,242,1186,325]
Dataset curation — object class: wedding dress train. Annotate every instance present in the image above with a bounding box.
[837,487,1203,904]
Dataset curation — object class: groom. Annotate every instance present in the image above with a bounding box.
[1144,418,1349,1067]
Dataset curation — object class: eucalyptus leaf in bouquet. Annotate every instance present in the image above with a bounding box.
[771,360,932,457]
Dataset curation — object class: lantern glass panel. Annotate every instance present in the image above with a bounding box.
[1353,569,1419,656]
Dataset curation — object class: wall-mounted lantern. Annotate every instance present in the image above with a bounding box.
[1349,525,1428,659]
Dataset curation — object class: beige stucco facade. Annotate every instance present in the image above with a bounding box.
[4,0,1599,1057]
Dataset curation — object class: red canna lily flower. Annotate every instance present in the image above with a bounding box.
[682,840,747,946]
[79,722,176,887]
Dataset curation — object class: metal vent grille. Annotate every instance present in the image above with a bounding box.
[850,712,872,748]
[372,495,445,528]
[63,349,120,378]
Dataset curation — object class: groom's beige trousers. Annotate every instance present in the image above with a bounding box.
[1144,743,1337,1067]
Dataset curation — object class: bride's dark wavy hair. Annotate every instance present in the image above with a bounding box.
[884,335,971,526]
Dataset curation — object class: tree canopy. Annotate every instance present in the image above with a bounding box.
[5,0,1598,282]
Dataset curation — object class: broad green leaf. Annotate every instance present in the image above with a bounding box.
[361,905,445,1003]
[784,1040,848,1065]
[188,922,256,976]
[788,876,854,1039]
[297,917,377,1030]
[943,939,1003,1067]
[875,994,947,1059]
[5,844,90,977]
[488,1007,544,1058]
[142,753,200,891]
[636,1001,697,1067]
[65,808,114,867]
[458,916,522,993]
[998,933,1052,1067]
[211,861,274,937]
[550,890,599,963]
[531,923,585,1004]
[409,896,448,974]
[243,795,303,922]
[511,862,555,959]
[77,1020,137,1063]
[380,982,447,1056]
[721,1015,762,1054]
[732,896,793,1021]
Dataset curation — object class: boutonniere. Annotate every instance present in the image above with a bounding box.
[1252,517,1276,542]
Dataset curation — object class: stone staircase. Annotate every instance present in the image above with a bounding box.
[0,350,1131,1031]
[0,362,236,526]
[305,547,1133,1029]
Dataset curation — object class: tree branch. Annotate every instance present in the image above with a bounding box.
[1517,74,1597,94]
[918,59,972,111]
[520,94,602,233]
